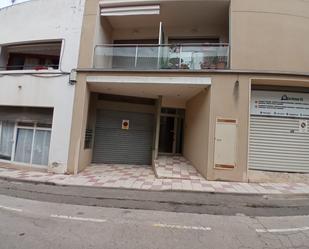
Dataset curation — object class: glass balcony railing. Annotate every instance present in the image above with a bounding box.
[93,43,229,70]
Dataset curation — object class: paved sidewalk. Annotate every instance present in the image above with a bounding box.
[0,163,309,194]
[154,156,201,180]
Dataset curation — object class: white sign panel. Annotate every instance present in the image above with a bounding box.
[251,91,309,118]
[122,120,129,130]
[299,120,308,133]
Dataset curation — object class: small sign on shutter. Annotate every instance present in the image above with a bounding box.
[299,120,308,133]
[122,120,129,130]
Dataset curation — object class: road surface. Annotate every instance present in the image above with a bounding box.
[0,194,309,249]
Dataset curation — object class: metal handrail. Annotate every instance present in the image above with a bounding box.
[95,43,229,48]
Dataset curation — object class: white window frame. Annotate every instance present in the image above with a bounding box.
[0,121,52,169]
[0,121,2,143]
[0,39,64,73]
[0,120,16,163]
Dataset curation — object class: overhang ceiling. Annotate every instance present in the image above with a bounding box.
[88,82,208,101]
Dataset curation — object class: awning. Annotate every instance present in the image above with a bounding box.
[100,5,160,16]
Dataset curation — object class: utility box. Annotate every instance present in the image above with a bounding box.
[214,118,237,169]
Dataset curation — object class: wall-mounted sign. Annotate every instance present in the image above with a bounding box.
[122,120,129,130]
[299,120,308,133]
[251,91,309,118]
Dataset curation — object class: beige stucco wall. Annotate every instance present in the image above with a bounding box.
[69,67,309,180]
[78,0,101,68]
[79,0,230,70]
[183,89,210,177]
[67,73,91,173]
[205,74,309,182]
[71,0,309,181]
[162,97,186,109]
[230,0,309,74]
[67,0,102,173]
[81,0,309,74]
[206,74,250,182]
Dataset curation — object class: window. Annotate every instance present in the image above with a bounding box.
[13,122,52,166]
[0,121,15,160]
[0,41,62,71]
[0,106,53,167]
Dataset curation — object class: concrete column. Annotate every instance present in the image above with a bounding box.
[67,73,90,174]
[152,96,162,166]
[78,0,101,68]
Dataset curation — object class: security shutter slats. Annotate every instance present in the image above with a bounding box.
[249,149,309,157]
[127,130,153,164]
[249,161,309,172]
[251,133,299,139]
[249,116,309,173]
[251,140,309,147]
[249,160,309,172]
[250,143,309,151]
[251,128,308,135]
[92,109,154,165]
[250,158,309,165]
[250,156,309,164]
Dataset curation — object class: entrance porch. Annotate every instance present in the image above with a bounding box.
[154,156,202,180]
[68,73,212,180]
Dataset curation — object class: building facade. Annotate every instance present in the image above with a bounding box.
[68,0,309,182]
[1,0,309,183]
[0,0,85,173]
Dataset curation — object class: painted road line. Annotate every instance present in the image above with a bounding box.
[50,214,107,223]
[256,227,309,233]
[0,205,23,212]
[153,223,211,231]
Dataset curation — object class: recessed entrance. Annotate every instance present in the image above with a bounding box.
[159,108,184,155]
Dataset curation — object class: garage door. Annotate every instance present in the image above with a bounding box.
[249,90,309,173]
[92,109,154,165]
[249,116,309,172]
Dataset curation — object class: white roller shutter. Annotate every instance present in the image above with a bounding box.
[249,116,309,173]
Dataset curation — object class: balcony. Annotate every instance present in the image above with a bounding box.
[93,43,229,71]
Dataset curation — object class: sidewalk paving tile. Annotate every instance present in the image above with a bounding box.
[0,163,309,194]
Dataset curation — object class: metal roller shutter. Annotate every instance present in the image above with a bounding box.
[249,116,309,173]
[92,109,154,165]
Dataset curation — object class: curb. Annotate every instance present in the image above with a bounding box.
[1,175,309,197]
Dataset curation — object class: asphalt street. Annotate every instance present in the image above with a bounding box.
[0,194,309,249]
